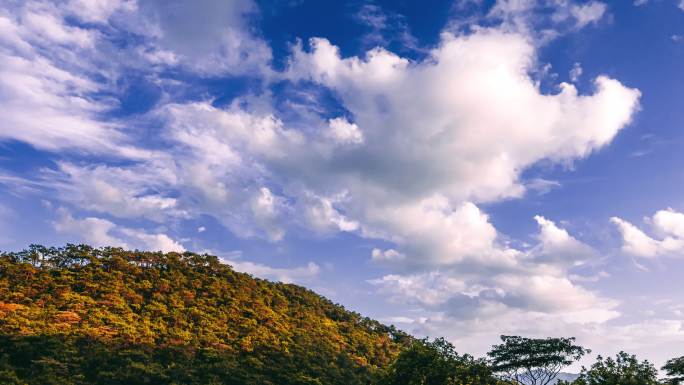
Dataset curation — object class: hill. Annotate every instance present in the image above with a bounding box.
[0,245,412,385]
[553,373,580,383]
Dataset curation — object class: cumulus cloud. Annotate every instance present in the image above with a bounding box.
[325,117,364,145]
[368,215,627,364]
[220,257,320,284]
[369,271,468,307]
[298,192,360,234]
[251,187,287,241]
[369,216,614,324]
[54,210,185,252]
[390,306,684,367]
[288,30,638,199]
[530,215,597,269]
[283,29,638,268]
[54,213,126,248]
[363,199,520,269]
[612,208,684,258]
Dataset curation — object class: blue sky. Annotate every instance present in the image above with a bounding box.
[1,0,684,368]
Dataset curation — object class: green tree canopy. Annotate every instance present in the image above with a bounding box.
[379,337,510,385]
[663,356,684,385]
[487,335,589,385]
[569,351,659,385]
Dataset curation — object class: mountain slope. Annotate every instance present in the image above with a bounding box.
[553,373,580,383]
[0,245,411,385]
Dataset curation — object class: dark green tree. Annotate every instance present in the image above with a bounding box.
[569,351,658,385]
[379,337,509,385]
[663,356,684,385]
[487,335,589,385]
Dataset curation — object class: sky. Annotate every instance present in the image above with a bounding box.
[1,0,684,370]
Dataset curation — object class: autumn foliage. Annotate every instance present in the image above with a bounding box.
[0,244,411,384]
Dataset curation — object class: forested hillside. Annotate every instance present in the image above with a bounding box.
[0,245,412,384]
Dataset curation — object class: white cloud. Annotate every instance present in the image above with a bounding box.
[325,117,364,144]
[362,199,520,269]
[568,1,607,29]
[652,208,684,238]
[299,193,360,234]
[251,187,287,241]
[366,214,624,366]
[65,0,136,24]
[54,212,127,249]
[50,162,184,222]
[0,0,273,155]
[353,3,420,52]
[369,215,616,329]
[285,29,638,269]
[119,228,186,253]
[570,62,583,82]
[487,0,607,40]
[288,30,638,200]
[525,178,561,195]
[54,210,185,253]
[569,270,610,282]
[369,271,467,307]
[612,208,684,258]
[371,248,405,262]
[0,5,125,153]
[394,307,684,370]
[134,0,272,75]
[220,257,320,284]
[530,215,597,269]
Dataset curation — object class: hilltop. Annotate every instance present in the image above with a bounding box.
[0,245,411,385]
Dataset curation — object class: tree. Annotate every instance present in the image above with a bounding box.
[379,337,509,385]
[487,335,589,385]
[663,356,684,385]
[569,351,658,385]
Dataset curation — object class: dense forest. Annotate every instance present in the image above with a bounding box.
[0,245,682,385]
[0,245,414,384]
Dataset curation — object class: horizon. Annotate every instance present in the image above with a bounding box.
[1,0,683,372]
